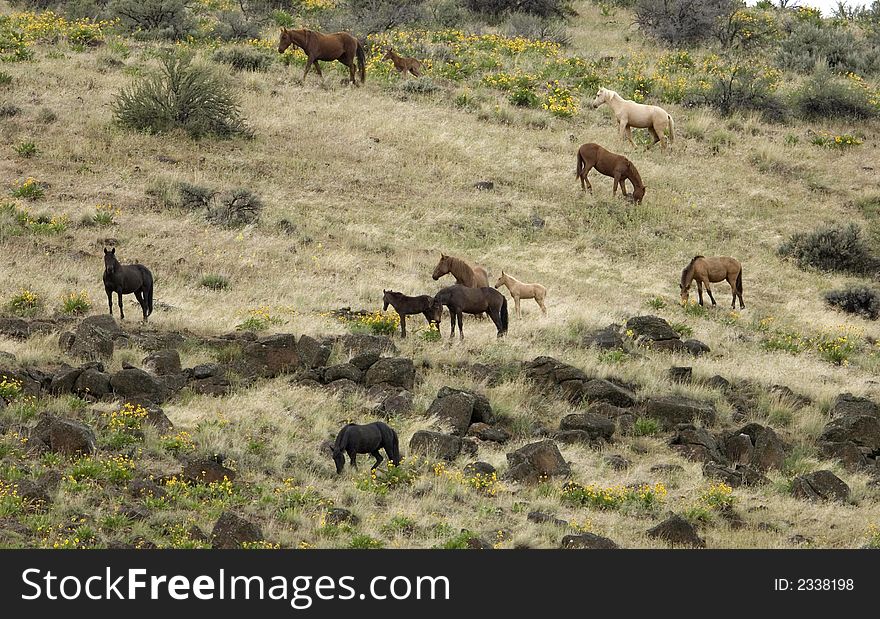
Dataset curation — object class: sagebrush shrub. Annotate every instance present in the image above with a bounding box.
[824,286,880,320]
[178,182,216,210]
[110,0,196,40]
[211,10,262,42]
[778,223,876,274]
[464,0,573,18]
[635,0,738,46]
[208,188,263,227]
[113,51,252,139]
[777,21,880,75]
[791,67,878,120]
[213,46,274,72]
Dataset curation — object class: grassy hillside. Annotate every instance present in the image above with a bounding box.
[1,0,880,549]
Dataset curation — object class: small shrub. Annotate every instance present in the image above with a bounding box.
[114,50,252,139]
[344,310,400,336]
[36,108,57,124]
[810,131,864,149]
[235,306,288,331]
[60,291,91,315]
[110,0,195,40]
[508,86,540,107]
[211,10,262,42]
[792,68,879,120]
[561,481,667,512]
[213,46,274,72]
[777,22,880,75]
[543,80,578,117]
[0,72,11,86]
[178,182,216,210]
[13,141,36,158]
[778,223,876,274]
[646,296,667,310]
[91,203,119,226]
[825,286,880,320]
[0,375,24,401]
[6,288,43,317]
[200,274,230,291]
[464,0,573,18]
[348,534,384,549]
[633,416,661,436]
[635,0,738,45]
[10,178,44,200]
[208,188,263,227]
[400,76,440,94]
[420,322,441,342]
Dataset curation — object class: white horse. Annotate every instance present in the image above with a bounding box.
[591,87,675,150]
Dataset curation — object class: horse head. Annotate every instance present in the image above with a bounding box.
[103,247,117,274]
[591,87,612,108]
[431,254,449,281]
[494,271,506,289]
[427,297,443,326]
[382,289,392,311]
[278,28,305,54]
[382,47,394,60]
[331,447,345,474]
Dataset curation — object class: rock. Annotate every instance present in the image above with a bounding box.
[530,213,545,229]
[110,368,167,404]
[332,334,397,357]
[193,363,222,379]
[0,317,29,340]
[625,315,680,342]
[297,335,331,369]
[819,415,880,452]
[643,396,716,429]
[183,458,236,484]
[829,393,879,418]
[769,385,810,409]
[144,406,173,433]
[323,363,363,384]
[350,352,380,371]
[129,478,167,500]
[735,423,786,471]
[528,511,568,527]
[58,331,76,352]
[49,365,83,395]
[426,391,474,436]
[460,438,479,458]
[582,325,624,351]
[581,379,636,408]
[69,315,118,361]
[724,433,754,465]
[465,537,493,549]
[409,431,462,460]
[791,470,850,502]
[31,415,96,456]
[561,533,620,549]
[702,462,768,487]
[189,373,231,396]
[326,378,360,395]
[683,339,711,356]
[437,386,494,424]
[364,357,415,390]
[554,430,602,446]
[669,424,725,463]
[468,423,511,443]
[650,463,684,474]
[668,367,693,383]
[503,440,570,483]
[650,338,689,353]
[211,512,263,549]
[646,514,705,548]
[559,413,615,442]
[73,368,112,398]
[464,462,496,477]
[16,480,50,506]
[818,441,867,470]
[324,508,359,526]
[234,333,300,378]
[374,390,413,417]
[604,454,630,470]
[142,350,182,376]
[706,375,731,390]
[474,180,494,191]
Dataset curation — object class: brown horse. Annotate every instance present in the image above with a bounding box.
[429,285,508,340]
[382,289,441,338]
[277,28,365,86]
[576,143,645,203]
[680,256,744,309]
[383,48,422,77]
[431,253,489,288]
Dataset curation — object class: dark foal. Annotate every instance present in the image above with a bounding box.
[103,248,154,321]
[430,284,508,340]
[332,421,400,474]
[382,289,441,338]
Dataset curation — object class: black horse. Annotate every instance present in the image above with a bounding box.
[382,289,441,338]
[430,284,508,340]
[332,421,400,474]
[103,247,154,321]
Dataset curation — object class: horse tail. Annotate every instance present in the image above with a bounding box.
[500,296,509,333]
[736,266,743,295]
[576,149,584,179]
[389,428,400,465]
[145,270,154,317]
[667,114,675,142]
[356,39,366,83]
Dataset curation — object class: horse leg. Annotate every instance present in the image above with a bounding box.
[400,314,406,339]
[347,61,356,85]
[612,175,619,197]
[582,169,592,193]
[312,61,324,84]
[705,283,717,306]
[348,450,358,470]
[117,291,125,320]
[134,289,147,322]
[456,310,464,341]
[302,58,313,82]
[536,296,547,315]
[106,290,113,316]
[696,281,704,306]
[649,126,660,148]
[449,309,456,339]
[488,307,502,335]
[729,278,737,309]
[514,295,521,319]
[370,450,383,470]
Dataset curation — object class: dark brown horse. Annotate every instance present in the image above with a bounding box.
[103,247,154,321]
[382,289,441,338]
[277,28,366,85]
[383,48,422,77]
[576,142,646,203]
[429,285,508,340]
[680,255,744,309]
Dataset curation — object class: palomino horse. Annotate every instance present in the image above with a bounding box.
[103,247,154,321]
[382,289,441,338]
[429,285,508,340]
[382,48,422,77]
[591,87,675,150]
[576,142,646,203]
[494,271,547,318]
[680,256,744,309]
[431,253,489,288]
[277,28,366,86]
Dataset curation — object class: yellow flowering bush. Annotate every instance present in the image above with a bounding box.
[160,430,197,455]
[0,375,25,401]
[9,11,114,47]
[0,480,25,517]
[7,288,43,317]
[432,461,504,497]
[60,291,91,315]
[810,131,863,149]
[561,481,667,512]
[235,305,290,331]
[543,80,578,117]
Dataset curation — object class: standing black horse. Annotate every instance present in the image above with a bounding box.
[430,284,508,340]
[332,421,400,474]
[382,289,441,338]
[103,247,154,321]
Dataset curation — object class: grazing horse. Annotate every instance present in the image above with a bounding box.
[431,253,489,288]
[680,256,744,309]
[332,421,400,474]
[591,87,675,150]
[430,285,508,339]
[576,142,646,203]
[382,48,422,77]
[382,289,441,338]
[103,247,154,321]
[494,271,547,318]
[277,28,366,86]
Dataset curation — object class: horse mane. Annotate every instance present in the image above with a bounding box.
[680,256,704,286]
[446,255,474,279]
[334,424,354,450]
[626,160,644,189]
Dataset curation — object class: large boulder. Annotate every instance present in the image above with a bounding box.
[234,333,300,378]
[829,393,879,418]
[74,368,112,398]
[561,533,620,549]
[625,315,680,342]
[49,365,83,395]
[331,334,397,357]
[323,363,363,384]
[582,325,624,351]
[702,462,768,487]
[297,335,331,369]
[409,431,462,460]
[183,458,236,484]
[426,391,475,437]
[791,470,850,503]
[66,315,119,361]
[31,415,96,456]
[364,358,415,390]
[142,350,182,376]
[110,367,167,404]
[646,514,705,548]
[642,396,716,429]
[467,423,511,443]
[558,412,615,442]
[0,317,30,340]
[437,386,494,424]
[503,440,570,484]
[211,512,263,549]
[669,424,725,463]
[581,379,636,408]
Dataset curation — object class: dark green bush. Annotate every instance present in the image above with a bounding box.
[110,0,195,40]
[178,182,216,210]
[208,188,263,227]
[778,223,876,274]
[211,10,262,42]
[635,0,738,46]
[777,21,880,75]
[824,285,880,320]
[113,50,252,139]
[213,45,274,72]
[791,66,878,119]
[464,0,573,18]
